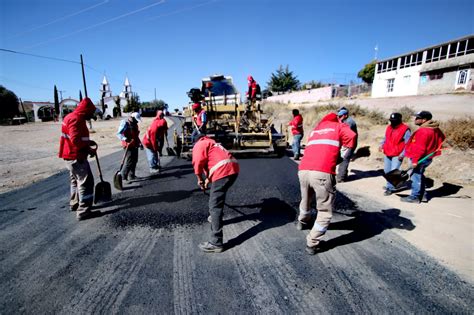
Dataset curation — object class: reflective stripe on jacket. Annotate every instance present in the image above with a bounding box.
[299,113,356,174]
[192,136,239,182]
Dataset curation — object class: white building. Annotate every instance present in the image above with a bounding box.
[99,76,133,119]
[372,35,474,98]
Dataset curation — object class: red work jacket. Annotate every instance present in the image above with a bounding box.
[58,98,96,160]
[299,113,356,174]
[289,114,304,135]
[383,123,409,157]
[194,109,206,128]
[405,122,445,164]
[142,116,168,151]
[192,136,239,182]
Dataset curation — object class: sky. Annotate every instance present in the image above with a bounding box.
[1,0,473,109]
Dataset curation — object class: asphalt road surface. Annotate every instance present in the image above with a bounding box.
[0,117,472,313]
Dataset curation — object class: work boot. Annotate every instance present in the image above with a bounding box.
[421,192,429,203]
[305,245,319,255]
[198,242,223,253]
[128,174,138,180]
[400,196,420,204]
[383,189,393,196]
[76,210,93,221]
[294,155,300,161]
[296,221,308,231]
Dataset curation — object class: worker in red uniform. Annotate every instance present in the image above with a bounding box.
[58,97,98,221]
[246,75,258,104]
[117,112,142,181]
[192,135,239,253]
[402,111,445,203]
[142,110,168,174]
[288,109,304,160]
[191,102,207,143]
[379,112,411,195]
[297,112,356,254]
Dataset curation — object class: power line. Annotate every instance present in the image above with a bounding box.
[23,0,166,50]
[0,48,80,65]
[9,0,110,39]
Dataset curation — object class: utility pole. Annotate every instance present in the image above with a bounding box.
[59,90,66,101]
[154,88,157,101]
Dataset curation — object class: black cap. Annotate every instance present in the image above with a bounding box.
[389,112,402,121]
[415,111,432,120]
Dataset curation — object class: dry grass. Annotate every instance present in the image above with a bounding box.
[441,117,474,150]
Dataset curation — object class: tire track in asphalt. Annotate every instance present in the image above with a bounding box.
[173,228,202,315]
[62,227,160,314]
[225,218,326,314]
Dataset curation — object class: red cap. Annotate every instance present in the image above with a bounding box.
[192,103,201,110]
[247,75,253,81]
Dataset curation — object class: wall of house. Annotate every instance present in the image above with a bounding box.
[265,86,333,103]
[372,66,421,98]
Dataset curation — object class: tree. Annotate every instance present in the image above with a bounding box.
[123,93,140,113]
[357,61,376,84]
[0,85,20,120]
[54,85,60,119]
[267,65,300,92]
[301,80,325,90]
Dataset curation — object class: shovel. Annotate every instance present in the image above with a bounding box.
[383,149,440,188]
[92,145,112,204]
[113,146,129,191]
[165,136,175,156]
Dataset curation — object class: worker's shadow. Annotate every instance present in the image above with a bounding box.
[318,208,415,253]
[427,182,466,199]
[224,198,296,250]
[347,169,384,181]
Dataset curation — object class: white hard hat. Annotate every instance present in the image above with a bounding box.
[131,112,142,122]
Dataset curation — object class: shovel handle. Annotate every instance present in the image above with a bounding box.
[89,142,104,182]
[118,145,129,172]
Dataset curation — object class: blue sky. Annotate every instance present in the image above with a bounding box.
[1,0,473,109]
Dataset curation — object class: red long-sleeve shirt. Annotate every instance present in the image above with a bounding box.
[192,136,239,182]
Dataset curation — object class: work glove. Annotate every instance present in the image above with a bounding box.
[88,140,97,157]
[198,179,206,191]
[398,155,404,162]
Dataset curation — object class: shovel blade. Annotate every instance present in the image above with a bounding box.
[113,172,123,191]
[383,169,410,188]
[94,181,112,204]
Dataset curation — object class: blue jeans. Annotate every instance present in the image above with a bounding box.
[292,134,303,158]
[410,159,432,200]
[145,147,159,170]
[384,156,403,191]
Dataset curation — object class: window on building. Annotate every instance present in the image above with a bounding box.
[467,39,474,55]
[387,78,394,92]
[426,49,434,63]
[428,72,443,80]
[457,40,467,56]
[416,52,423,65]
[456,69,469,86]
[440,45,449,59]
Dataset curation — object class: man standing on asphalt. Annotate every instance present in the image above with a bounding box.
[117,112,143,181]
[192,135,239,253]
[297,112,356,254]
[402,111,445,203]
[142,110,168,174]
[191,102,207,143]
[379,112,411,195]
[336,107,358,182]
[58,97,98,221]
[288,109,304,160]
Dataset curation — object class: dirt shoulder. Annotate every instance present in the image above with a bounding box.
[0,116,173,194]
